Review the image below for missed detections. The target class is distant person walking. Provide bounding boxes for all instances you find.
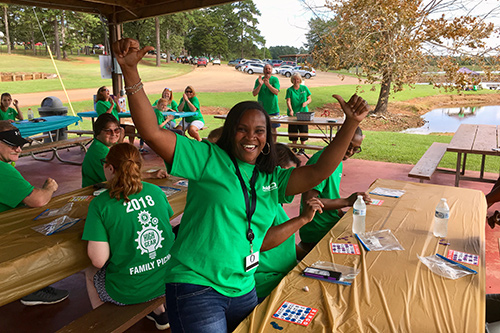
[252,63,280,139]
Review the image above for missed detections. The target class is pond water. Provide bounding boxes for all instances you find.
[403,105,500,134]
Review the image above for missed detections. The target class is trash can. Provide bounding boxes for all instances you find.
[38,96,68,142]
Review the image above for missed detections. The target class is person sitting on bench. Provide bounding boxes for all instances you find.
[82,143,175,330]
[0,120,69,306]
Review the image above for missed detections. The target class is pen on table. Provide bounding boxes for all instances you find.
[355,233,370,252]
[435,253,477,274]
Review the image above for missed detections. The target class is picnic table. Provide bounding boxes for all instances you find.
[0,176,187,307]
[447,124,500,186]
[235,178,486,332]
[13,116,82,138]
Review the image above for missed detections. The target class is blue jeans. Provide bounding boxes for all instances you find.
[165,283,257,333]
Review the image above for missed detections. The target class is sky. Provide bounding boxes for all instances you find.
[252,0,500,50]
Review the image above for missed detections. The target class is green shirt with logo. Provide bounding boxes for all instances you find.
[164,136,294,297]
[0,161,34,212]
[299,149,343,244]
[255,205,297,298]
[81,139,109,188]
[254,76,280,115]
[285,85,311,116]
[82,182,175,304]
[0,107,18,121]
[95,100,120,121]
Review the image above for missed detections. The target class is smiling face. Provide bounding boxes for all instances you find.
[1,95,12,110]
[99,87,110,100]
[343,134,363,161]
[96,121,121,147]
[264,64,273,76]
[233,109,267,165]
[162,89,172,100]
[157,101,168,111]
[0,141,21,163]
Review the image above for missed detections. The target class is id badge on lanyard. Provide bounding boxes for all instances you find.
[231,156,260,272]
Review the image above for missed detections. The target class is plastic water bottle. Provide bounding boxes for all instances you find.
[27,108,34,121]
[433,198,450,237]
[352,195,366,234]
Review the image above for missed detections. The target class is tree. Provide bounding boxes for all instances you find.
[269,46,299,59]
[2,5,11,54]
[308,0,497,114]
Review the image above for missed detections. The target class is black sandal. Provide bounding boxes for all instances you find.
[487,210,500,229]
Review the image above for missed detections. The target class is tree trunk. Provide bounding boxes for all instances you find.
[3,6,11,54]
[373,70,392,114]
[155,17,161,67]
[61,11,67,59]
[54,19,61,60]
[166,29,171,64]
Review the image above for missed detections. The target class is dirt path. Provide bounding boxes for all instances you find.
[15,64,360,106]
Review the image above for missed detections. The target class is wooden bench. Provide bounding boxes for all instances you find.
[58,297,165,333]
[274,132,332,141]
[408,142,449,182]
[21,136,92,165]
[66,129,94,136]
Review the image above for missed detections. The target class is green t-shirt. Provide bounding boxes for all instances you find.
[178,96,204,124]
[81,139,109,188]
[285,85,311,116]
[152,99,179,112]
[254,76,280,115]
[0,107,18,121]
[299,149,343,244]
[95,100,120,121]
[82,182,175,304]
[153,108,176,129]
[0,161,34,212]
[255,205,297,298]
[164,135,294,297]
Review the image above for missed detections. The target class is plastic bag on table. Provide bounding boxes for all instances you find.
[357,229,404,251]
[32,215,81,235]
[417,254,475,280]
[34,202,74,220]
[309,261,360,285]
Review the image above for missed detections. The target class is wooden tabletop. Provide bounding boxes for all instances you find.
[448,124,500,156]
[0,176,187,307]
[213,114,344,127]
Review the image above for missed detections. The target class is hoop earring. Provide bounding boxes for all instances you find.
[261,142,270,155]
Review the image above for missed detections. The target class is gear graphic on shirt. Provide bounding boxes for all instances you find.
[135,224,164,259]
[137,210,151,225]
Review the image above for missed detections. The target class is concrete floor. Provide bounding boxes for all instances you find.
[1,144,499,332]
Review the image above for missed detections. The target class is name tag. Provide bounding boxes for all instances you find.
[244,251,260,272]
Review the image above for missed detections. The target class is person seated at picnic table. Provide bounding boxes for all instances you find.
[299,127,372,253]
[82,143,175,330]
[95,86,136,144]
[285,73,312,153]
[152,87,178,112]
[176,85,204,141]
[0,120,69,306]
[113,35,369,333]
[0,92,23,122]
[486,176,500,228]
[139,98,184,153]
[254,143,318,302]
[81,113,167,188]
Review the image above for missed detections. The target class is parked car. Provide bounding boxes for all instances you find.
[280,60,297,67]
[228,59,240,66]
[197,57,208,67]
[212,58,221,65]
[270,59,283,67]
[278,65,296,76]
[161,53,167,59]
[244,62,278,74]
[294,66,316,79]
[235,61,249,70]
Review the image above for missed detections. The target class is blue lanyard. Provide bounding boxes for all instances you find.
[230,156,258,247]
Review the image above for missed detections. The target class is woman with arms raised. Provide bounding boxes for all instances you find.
[113,38,369,333]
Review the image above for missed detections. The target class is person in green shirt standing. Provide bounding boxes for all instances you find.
[299,127,371,252]
[177,86,204,141]
[95,86,136,144]
[0,121,69,306]
[0,92,23,122]
[253,64,280,140]
[112,37,369,333]
[83,143,175,330]
[285,73,312,152]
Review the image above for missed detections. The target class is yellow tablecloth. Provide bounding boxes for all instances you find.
[235,179,487,332]
[0,177,187,306]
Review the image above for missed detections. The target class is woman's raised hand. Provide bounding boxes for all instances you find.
[112,38,154,70]
[332,94,370,123]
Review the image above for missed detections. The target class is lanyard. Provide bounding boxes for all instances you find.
[230,156,258,252]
